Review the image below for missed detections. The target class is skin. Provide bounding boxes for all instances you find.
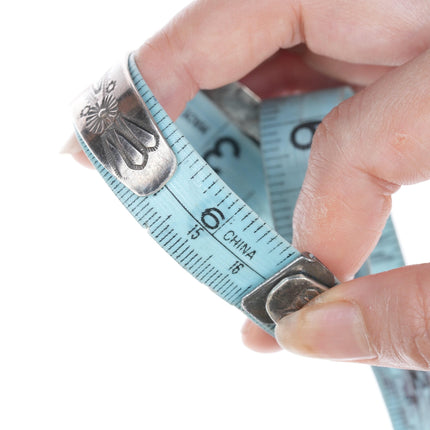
[66,0,430,369]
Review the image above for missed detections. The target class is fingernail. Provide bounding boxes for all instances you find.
[275,301,376,361]
[60,135,82,155]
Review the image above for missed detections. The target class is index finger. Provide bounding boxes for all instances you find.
[134,0,303,120]
[65,0,304,161]
[293,49,430,281]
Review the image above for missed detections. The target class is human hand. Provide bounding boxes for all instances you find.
[65,0,430,370]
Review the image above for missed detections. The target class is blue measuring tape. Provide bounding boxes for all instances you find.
[73,55,304,335]
[72,53,430,430]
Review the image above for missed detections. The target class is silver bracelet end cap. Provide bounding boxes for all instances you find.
[241,252,337,324]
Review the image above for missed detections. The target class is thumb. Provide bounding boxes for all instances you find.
[275,263,430,370]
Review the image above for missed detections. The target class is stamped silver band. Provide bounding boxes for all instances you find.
[71,59,176,196]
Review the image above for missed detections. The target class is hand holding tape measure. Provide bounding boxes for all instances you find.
[65,1,430,428]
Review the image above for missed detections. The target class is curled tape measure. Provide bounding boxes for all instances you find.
[72,53,430,430]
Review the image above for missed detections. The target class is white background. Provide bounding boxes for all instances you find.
[1,1,429,429]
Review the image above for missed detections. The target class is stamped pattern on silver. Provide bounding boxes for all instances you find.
[72,59,176,196]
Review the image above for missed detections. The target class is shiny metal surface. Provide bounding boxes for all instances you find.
[203,83,261,144]
[72,58,176,196]
[241,252,337,324]
[266,274,328,323]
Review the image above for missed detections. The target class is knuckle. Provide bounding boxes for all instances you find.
[279,2,304,48]
[312,99,355,164]
[313,105,341,148]
[154,26,200,98]
[314,93,402,199]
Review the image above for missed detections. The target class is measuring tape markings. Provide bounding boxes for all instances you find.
[77,55,300,334]
[373,367,430,430]
[175,91,272,225]
[259,91,430,430]
[128,56,302,290]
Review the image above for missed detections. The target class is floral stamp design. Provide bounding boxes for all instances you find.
[80,76,159,172]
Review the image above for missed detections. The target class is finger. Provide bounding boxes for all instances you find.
[136,0,430,120]
[301,49,394,86]
[241,319,281,353]
[293,48,430,281]
[134,0,305,121]
[61,135,93,168]
[275,264,430,370]
[240,48,342,99]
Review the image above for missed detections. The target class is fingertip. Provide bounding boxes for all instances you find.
[60,135,94,169]
[241,319,281,353]
[61,135,94,169]
[60,134,81,155]
[72,151,94,169]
